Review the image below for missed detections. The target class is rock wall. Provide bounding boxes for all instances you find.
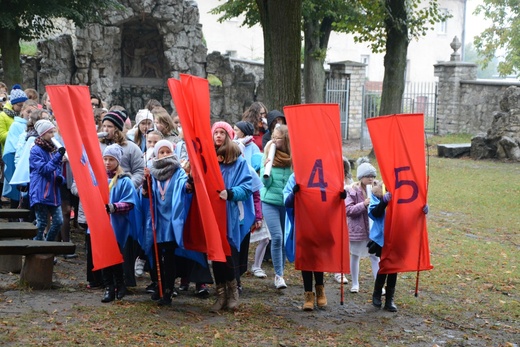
[471,86,520,161]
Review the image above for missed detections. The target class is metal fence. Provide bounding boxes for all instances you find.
[325,77,351,140]
[361,81,438,149]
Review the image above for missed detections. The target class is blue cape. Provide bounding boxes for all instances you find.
[109,176,142,248]
[368,194,385,247]
[282,173,296,262]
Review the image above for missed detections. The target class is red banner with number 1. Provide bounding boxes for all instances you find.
[284,104,349,273]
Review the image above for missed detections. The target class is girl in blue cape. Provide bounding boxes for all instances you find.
[210,121,253,312]
[100,144,140,303]
[141,139,193,306]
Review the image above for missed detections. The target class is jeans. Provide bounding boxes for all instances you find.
[262,202,286,276]
[34,203,63,241]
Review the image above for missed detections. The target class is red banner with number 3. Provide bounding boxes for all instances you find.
[284,104,349,273]
[366,113,433,274]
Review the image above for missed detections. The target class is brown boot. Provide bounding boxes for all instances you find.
[226,279,240,311]
[315,285,327,308]
[209,284,227,312]
[303,291,315,311]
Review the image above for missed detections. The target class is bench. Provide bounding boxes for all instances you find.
[0,208,31,220]
[437,143,471,158]
[0,222,38,273]
[0,240,76,289]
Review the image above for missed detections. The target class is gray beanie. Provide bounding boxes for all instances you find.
[34,119,56,136]
[356,162,377,180]
[103,144,124,164]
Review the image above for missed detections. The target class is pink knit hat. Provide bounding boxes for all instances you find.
[211,121,235,139]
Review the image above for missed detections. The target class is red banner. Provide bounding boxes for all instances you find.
[167,75,228,261]
[46,85,123,270]
[366,113,433,274]
[283,104,349,273]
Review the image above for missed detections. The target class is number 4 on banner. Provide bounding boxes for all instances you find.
[307,159,328,202]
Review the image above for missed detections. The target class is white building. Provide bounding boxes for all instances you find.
[196,0,468,82]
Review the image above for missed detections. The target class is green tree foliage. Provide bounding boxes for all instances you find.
[464,43,499,79]
[212,0,302,111]
[473,0,520,77]
[0,0,117,87]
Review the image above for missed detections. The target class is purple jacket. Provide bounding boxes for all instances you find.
[346,183,370,241]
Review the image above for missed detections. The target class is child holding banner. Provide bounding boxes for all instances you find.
[260,124,293,289]
[141,140,193,306]
[284,173,327,311]
[368,181,429,312]
[345,161,381,293]
[100,144,139,303]
[210,121,253,312]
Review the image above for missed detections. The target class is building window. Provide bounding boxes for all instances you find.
[361,55,370,78]
[437,8,448,35]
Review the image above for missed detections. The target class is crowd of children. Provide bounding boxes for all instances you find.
[0,81,428,313]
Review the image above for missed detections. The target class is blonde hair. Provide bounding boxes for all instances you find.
[271,124,290,154]
[152,107,176,136]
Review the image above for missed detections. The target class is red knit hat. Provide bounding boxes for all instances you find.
[211,121,235,139]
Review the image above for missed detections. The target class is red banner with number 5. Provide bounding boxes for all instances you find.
[366,113,433,274]
[284,104,349,273]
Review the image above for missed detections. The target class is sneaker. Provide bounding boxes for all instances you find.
[179,284,189,292]
[134,257,146,278]
[252,268,267,278]
[146,282,157,294]
[274,275,287,289]
[334,273,348,284]
[63,253,78,259]
[350,285,359,293]
[195,284,210,298]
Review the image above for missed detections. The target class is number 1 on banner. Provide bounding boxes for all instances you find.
[307,159,328,202]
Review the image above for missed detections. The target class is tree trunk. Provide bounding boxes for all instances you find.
[303,16,332,104]
[257,0,302,111]
[379,0,409,116]
[0,29,22,89]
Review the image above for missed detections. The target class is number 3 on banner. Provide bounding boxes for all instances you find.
[394,166,418,204]
[307,159,328,202]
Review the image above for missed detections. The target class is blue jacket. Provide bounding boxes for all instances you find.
[29,143,65,207]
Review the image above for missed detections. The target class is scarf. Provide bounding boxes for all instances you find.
[266,142,292,168]
[3,107,17,119]
[34,136,57,153]
[150,155,180,181]
[26,129,38,141]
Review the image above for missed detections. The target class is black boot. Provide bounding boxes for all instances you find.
[384,286,398,312]
[157,288,173,306]
[372,274,386,308]
[102,286,115,303]
[115,267,127,300]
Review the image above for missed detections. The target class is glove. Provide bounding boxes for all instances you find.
[423,204,429,214]
[55,175,64,186]
[383,192,392,203]
[339,190,347,199]
[105,203,117,214]
[58,147,66,156]
[292,184,300,194]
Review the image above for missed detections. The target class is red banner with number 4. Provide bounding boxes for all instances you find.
[284,104,349,273]
[366,113,433,274]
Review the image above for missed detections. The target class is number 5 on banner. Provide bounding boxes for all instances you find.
[307,159,328,202]
[394,166,418,204]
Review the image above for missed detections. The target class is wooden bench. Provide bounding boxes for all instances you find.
[0,208,31,219]
[0,222,38,273]
[0,240,76,289]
